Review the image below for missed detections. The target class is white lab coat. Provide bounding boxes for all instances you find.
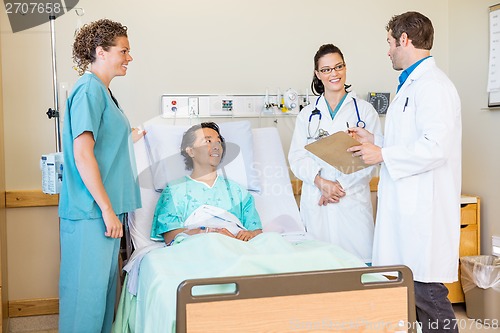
[289,91,382,262]
[374,57,461,283]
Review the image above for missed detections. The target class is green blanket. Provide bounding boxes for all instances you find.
[113,232,373,333]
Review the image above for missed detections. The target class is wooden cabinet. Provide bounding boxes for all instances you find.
[445,195,481,303]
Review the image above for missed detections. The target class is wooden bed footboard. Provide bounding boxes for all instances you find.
[177,265,417,333]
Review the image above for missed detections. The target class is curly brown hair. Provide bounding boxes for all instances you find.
[72,19,128,75]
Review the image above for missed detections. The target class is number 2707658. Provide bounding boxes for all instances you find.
[5,2,62,15]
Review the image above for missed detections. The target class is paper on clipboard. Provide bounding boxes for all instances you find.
[304,131,369,174]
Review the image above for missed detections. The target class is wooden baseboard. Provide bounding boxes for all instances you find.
[5,190,58,208]
[8,298,58,318]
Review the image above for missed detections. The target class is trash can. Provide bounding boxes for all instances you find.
[460,255,500,321]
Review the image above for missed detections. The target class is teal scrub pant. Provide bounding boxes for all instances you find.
[59,216,122,333]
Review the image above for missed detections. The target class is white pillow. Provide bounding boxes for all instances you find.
[142,118,260,192]
[129,138,161,249]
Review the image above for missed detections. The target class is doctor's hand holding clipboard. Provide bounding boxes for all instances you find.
[346,127,383,165]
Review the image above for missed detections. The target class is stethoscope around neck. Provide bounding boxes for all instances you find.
[307,94,365,140]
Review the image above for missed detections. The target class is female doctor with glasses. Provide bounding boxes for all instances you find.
[288,44,382,264]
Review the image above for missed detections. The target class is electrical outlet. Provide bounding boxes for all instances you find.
[244,98,254,113]
[188,97,199,115]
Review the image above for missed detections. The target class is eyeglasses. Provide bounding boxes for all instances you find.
[318,63,346,74]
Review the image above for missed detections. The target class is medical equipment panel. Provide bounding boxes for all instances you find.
[161,92,307,118]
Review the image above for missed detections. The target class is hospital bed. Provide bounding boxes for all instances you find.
[113,117,417,333]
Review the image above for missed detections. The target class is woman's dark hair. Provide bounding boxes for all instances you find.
[72,19,128,75]
[180,122,226,170]
[311,44,351,95]
[386,11,434,50]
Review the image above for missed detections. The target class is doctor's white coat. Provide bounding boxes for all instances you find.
[289,92,382,262]
[374,57,462,283]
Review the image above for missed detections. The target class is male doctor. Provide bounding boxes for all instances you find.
[348,11,461,333]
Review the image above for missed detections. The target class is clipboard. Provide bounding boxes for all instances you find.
[304,131,369,174]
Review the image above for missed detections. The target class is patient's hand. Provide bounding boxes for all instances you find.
[208,227,235,238]
[236,229,262,241]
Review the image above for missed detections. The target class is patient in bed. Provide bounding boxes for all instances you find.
[150,122,263,245]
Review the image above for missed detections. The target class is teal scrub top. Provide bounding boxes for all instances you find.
[150,176,262,240]
[59,72,141,219]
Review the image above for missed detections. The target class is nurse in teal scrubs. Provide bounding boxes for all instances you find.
[58,19,143,333]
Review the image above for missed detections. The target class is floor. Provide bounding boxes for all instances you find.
[8,314,57,333]
[453,303,500,332]
[7,303,499,332]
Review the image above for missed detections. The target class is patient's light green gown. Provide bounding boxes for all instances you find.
[150,176,262,241]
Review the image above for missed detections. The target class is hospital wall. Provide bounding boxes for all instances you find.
[0,0,497,309]
[450,1,500,259]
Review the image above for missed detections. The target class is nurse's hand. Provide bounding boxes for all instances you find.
[347,143,383,165]
[347,127,374,144]
[131,127,146,143]
[103,210,123,238]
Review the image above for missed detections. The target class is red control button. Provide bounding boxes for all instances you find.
[172,100,177,105]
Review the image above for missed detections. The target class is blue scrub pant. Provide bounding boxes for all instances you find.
[59,216,122,333]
